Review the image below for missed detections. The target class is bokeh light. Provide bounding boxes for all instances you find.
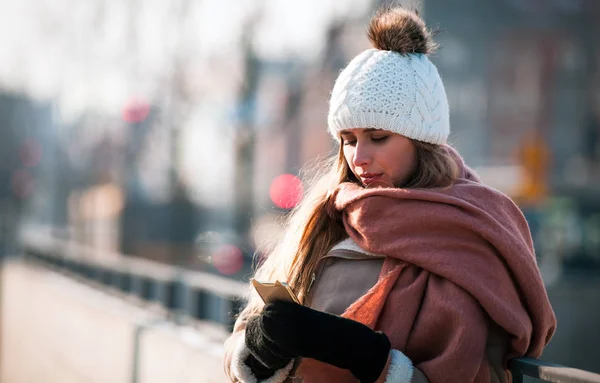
[122,99,151,124]
[211,244,243,275]
[269,173,303,209]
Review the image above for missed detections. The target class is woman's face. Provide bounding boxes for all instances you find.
[340,128,417,188]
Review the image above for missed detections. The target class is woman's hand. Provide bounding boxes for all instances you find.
[260,300,391,383]
[244,314,295,378]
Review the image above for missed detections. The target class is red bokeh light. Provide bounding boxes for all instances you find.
[122,99,151,124]
[269,174,303,209]
[19,138,43,167]
[212,244,244,275]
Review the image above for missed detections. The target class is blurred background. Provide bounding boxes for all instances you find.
[0,0,599,381]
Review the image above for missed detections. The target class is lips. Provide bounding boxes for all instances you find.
[360,173,384,186]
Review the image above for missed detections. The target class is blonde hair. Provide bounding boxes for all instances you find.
[233,140,459,330]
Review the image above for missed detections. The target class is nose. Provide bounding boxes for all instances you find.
[352,141,372,168]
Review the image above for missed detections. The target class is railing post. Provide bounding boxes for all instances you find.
[130,318,166,383]
[510,357,600,383]
[510,360,524,383]
[511,372,524,383]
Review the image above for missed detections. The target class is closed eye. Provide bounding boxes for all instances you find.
[371,136,389,143]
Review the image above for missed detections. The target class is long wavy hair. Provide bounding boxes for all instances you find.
[233,140,459,330]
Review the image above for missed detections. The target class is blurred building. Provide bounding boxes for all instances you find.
[426,0,600,270]
[0,0,597,275]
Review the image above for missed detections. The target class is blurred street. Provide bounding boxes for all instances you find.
[0,260,228,383]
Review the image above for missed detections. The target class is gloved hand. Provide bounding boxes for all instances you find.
[244,314,295,379]
[261,300,391,383]
[243,353,284,380]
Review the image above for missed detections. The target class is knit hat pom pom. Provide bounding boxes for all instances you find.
[367,6,438,55]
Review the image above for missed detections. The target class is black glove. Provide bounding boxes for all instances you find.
[261,300,391,383]
[244,314,295,378]
[243,353,282,380]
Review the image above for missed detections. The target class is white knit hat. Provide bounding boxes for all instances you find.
[327,8,450,145]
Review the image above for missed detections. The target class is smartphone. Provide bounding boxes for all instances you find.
[251,279,300,304]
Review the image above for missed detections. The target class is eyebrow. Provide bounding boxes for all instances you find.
[339,128,381,135]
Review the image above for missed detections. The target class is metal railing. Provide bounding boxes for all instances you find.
[18,226,600,382]
[510,358,600,383]
[19,226,247,330]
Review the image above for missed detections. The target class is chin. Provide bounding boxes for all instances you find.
[364,180,393,189]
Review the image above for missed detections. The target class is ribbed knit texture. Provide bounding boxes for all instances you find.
[328,49,449,144]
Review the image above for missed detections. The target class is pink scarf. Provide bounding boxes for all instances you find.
[306,146,556,382]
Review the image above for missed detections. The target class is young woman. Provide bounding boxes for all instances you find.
[224,6,556,383]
